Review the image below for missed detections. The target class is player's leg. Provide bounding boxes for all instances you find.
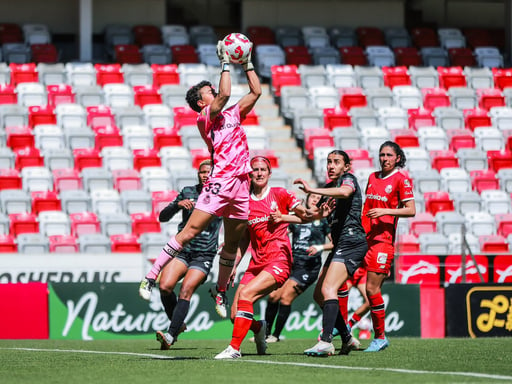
[349,281,371,329]
[264,286,283,338]
[139,209,214,300]
[364,271,389,352]
[271,280,301,341]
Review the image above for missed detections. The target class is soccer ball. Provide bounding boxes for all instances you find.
[221,33,252,64]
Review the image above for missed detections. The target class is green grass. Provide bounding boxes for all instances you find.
[0,338,510,384]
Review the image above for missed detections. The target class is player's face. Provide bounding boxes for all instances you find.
[250,160,271,189]
[199,86,217,106]
[307,193,321,208]
[197,164,211,184]
[326,153,349,180]
[379,145,400,175]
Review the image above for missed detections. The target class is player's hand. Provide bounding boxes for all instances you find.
[269,208,283,223]
[216,40,230,65]
[178,199,195,210]
[242,42,254,72]
[228,267,237,288]
[293,178,311,193]
[307,245,324,256]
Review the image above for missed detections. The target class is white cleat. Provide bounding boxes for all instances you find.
[156,331,174,350]
[304,340,335,357]
[209,285,228,319]
[254,320,267,355]
[214,345,241,360]
[265,335,279,343]
[139,277,155,301]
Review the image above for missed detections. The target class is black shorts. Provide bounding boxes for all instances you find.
[176,250,216,275]
[324,236,368,276]
[289,256,322,291]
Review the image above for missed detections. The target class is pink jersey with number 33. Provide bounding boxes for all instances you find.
[197,103,252,178]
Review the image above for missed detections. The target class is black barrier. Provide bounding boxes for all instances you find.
[445,284,512,337]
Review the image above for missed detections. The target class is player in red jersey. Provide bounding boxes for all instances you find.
[362,141,416,352]
[214,156,313,359]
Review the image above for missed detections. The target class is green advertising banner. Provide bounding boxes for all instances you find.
[49,282,420,340]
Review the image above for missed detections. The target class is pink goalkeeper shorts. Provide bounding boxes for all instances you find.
[194,173,250,220]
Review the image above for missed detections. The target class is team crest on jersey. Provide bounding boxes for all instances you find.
[385,185,393,194]
[404,179,411,187]
[270,201,278,211]
[203,195,210,204]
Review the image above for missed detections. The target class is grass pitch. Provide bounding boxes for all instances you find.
[0,338,510,384]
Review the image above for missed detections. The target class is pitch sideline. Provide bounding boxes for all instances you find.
[3,347,512,382]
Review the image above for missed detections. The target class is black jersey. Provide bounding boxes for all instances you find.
[324,172,366,245]
[159,184,222,254]
[289,219,330,260]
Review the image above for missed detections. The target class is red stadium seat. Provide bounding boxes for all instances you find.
[94,63,124,86]
[487,150,512,172]
[0,23,23,44]
[476,88,505,110]
[0,234,17,252]
[463,108,491,131]
[69,211,101,237]
[131,212,161,235]
[437,66,466,89]
[463,28,496,49]
[470,169,500,193]
[9,63,38,86]
[151,64,180,87]
[408,107,435,130]
[409,212,437,237]
[114,44,143,64]
[31,190,61,214]
[396,234,420,253]
[479,234,509,253]
[190,148,210,168]
[492,68,512,90]
[421,87,450,110]
[284,46,312,66]
[53,168,83,192]
[270,65,301,97]
[9,212,39,236]
[133,25,162,46]
[495,213,512,238]
[393,47,422,67]
[112,169,142,192]
[390,129,419,148]
[303,128,334,161]
[424,191,454,215]
[242,109,260,125]
[339,46,367,66]
[133,148,161,170]
[133,85,162,107]
[382,66,411,88]
[345,148,373,169]
[448,47,476,67]
[356,26,385,47]
[171,45,199,64]
[447,129,475,152]
[0,84,17,104]
[28,105,56,127]
[246,26,276,46]
[47,84,75,107]
[14,146,44,169]
[323,107,352,130]
[6,126,35,150]
[73,148,102,171]
[152,190,179,215]
[93,125,123,150]
[48,234,79,253]
[503,129,512,151]
[173,106,198,130]
[31,43,59,63]
[0,169,22,190]
[111,233,142,252]
[152,127,182,149]
[339,87,367,110]
[410,27,439,48]
[86,105,116,129]
[430,149,459,171]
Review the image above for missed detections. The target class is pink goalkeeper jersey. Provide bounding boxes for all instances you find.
[197,103,252,178]
[247,187,301,266]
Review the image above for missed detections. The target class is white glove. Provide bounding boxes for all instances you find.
[242,42,254,72]
[216,41,230,66]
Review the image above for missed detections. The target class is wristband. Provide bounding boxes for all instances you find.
[221,63,230,73]
[311,244,324,253]
[243,62,254,72]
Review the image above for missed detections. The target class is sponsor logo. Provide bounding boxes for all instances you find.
[399,261,439,284]
[366,193,388,202]
[248,215,270,225]
[466,286,512,338]
[377,252,388,265]
[272,266,283,275]
[302,274,309,281]
[496,265,512,283]
[446,260,487,284]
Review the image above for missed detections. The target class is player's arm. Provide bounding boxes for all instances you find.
[209,42,232,120]
[293,178,354,199]
[158,192,185,222]
[307,233,333,256]
[237,44,262,118]
[366,198,416,219]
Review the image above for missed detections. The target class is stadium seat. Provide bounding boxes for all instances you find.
[465,211,496,236]
[298,64,327,88]
[492,68,512,90]
[360,126,390,152]
[433,107,464,130]
[101,146,133,170]
[402,147,431,172]
[139,232,169,255]
[435,211,465,237]
[6,125,35,150]
[437,66,466,89]
[448,47,476,67]
[38,210,70,236]
[254,45,286,79]
[93,125,123,150]
[151,64,180,87]
[152,190,178,215]
[171,45,199,64]
[16,82,47,107]
[131,212,160,235]
[28,105,56,128]
[246,26,276,46]
[9,212,39,236]
[122,124,152,150]
[20,165,51,191]
[48,234,79,253]
[0,169,22,191]
[449,87,477,110]
[94,63,124,86]
[382,66,411,89]
[477,88,505,110]
[354,65,384,88]
[112,168,142,192]
[331,127,360,150]
[292,107,324,140]
[141,44,171,65]
[365,46,395,67]
[275,26,303,47]
[396,233,420,253]
[31,190,61,214]
[474,127,504,151]
[430,149,459,171]
[421,87,450,110]
[497,168,512,193]
[110,233,141,252]
[486,149,512,172]
[481,189,511,215]
[356,26,385,48]
[0,234,17,252]
[384,27,411,48]
[393,85,423,110]
[0,147,15,169]
[348,106,378,130]
[140,166,173,192]
[122,63,153,86]
[44,147,75,171]
[161,25,189,47]
[463,67,494,89]
[424,190,455,215]
[90,189,122,214]
[133,24,162,46]
[99,212,131,235]
[463,107,491,131]
[440,167,471,193]
[152,127,181,150]
[69,212,101,237]
[133,85,161,107]
[479,234,509,253]
[411,27,439,48]
[120,189,152,214]
[59,189,91,213]
[339,87,367,110]
[390,129,419,148]
[456,147,488,171]
[285,46,312,66]
[419,232,450,254]
[411,168,442,194]
[489,106,512,130]
[302,25,330,49]
[15,147,45,170]
[0,189,30,214]
[339,46,367,66]
[34,124,65,151]
[495,213,512,238]
[452,191,482,215]
[46,84,75,107]
[365,87,394,109]
[16,233,49,253]
[65,62,96,87]
[103,83,134,108]
[421,47,449,67]
[325,64,357,88]
[310,45,340,65]
[470,169,500,193]
[270,65,301,97]
[303,128,334,161]
[474,46,504,68]
[417,126,448,151]
[132,148,161,171]
[79,233,111,253]
[377,106,408,130]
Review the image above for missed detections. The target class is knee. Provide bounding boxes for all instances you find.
[178,284,195,300]
[159,284,174,296]
[366,284,380,297]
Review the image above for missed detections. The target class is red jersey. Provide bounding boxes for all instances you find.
[247,187,301,266]
[362,169,414,245]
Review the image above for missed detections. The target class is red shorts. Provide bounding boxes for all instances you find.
[348,267,367,286]
[194,174,250,220]
[240,258,291,287]
[363,241,395,275]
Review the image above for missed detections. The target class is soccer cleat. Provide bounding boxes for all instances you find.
[214,345,241,360]
[209,285,228,319]
[364,337,389,352]
[139,277,156,301]
[254,320,267,355]
[156,331,174,350]
[304,341,335,357]
[266,335,279,343]
[339,335,361,355]
[317,327,340,341]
